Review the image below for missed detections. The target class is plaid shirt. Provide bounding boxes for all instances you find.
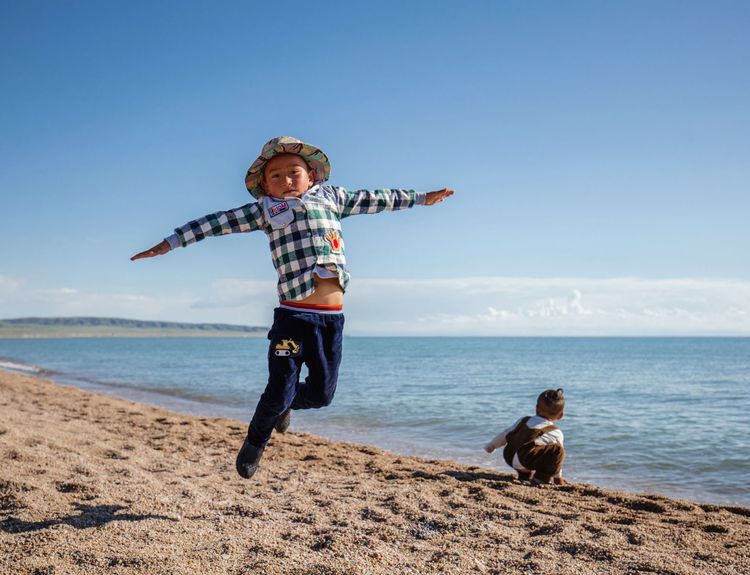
[169,185,424,301]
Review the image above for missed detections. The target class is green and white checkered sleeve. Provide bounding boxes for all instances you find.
[173,202,264,247]
[332,186,425,218]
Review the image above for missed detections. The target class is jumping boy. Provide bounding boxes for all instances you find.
[131,136,454,479]
[484,389,566,486]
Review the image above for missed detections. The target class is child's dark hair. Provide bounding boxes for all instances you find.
[536,388,565,418]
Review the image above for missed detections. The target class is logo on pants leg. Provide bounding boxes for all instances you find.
[274,339,301,357]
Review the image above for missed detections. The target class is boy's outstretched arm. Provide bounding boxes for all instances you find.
[130,202,264,262]
[131,240,171,261]
[423,188,454,205]
[335,187,455,218]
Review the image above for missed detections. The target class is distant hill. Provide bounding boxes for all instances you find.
[0,317,267,338]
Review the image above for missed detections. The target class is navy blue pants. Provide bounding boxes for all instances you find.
[247,307,345,446]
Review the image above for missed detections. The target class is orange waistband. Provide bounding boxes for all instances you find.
[280,300,344,311]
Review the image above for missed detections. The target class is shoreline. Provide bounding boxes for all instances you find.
[2,370,749,574]
[1,361,747,509]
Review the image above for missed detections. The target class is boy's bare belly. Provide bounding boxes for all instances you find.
[297,276,344,306]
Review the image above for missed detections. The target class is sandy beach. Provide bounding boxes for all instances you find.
[1,370,748,575]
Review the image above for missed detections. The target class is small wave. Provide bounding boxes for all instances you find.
[143,385,236,405]
[56,375,236,407]
[0,358,53,376]
[0,355,233,409]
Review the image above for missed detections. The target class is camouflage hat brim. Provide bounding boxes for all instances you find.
[245,136,331,198]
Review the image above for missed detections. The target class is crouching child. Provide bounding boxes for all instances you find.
[484,389,566,486]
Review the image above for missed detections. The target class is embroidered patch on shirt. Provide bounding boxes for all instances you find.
[269,201,289,217]
[274,338,301,357]
[268,202,289,217]
[325,230,343,253]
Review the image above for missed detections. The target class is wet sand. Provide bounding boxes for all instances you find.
[1,370,748,575]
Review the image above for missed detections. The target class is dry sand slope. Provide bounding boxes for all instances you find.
[1,371,748,575]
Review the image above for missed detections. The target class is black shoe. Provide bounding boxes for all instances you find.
[235,437,265,479]
[274,408,291,433]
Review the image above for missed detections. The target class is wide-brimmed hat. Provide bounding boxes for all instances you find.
[245,136,331,198]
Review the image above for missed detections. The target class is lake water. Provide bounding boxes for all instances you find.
[1,336,748,507]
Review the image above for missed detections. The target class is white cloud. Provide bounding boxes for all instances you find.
[342,276,750,335]
[0,275,748,336]
[0,278,275,326]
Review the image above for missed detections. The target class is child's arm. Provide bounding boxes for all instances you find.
[130,203,264,261]
[483,417,522,453]
[483,432,507,453]
[333,187,454,218]
[131,239,171,261]
[423,188,454,205]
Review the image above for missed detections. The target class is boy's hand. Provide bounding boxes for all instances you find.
[131,240,171,261]
[484,443,495,453]
[424,188,454,206]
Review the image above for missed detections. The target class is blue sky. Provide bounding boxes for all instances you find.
[1,0,748,335]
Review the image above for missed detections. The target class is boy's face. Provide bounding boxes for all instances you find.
[261,154,316,199]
